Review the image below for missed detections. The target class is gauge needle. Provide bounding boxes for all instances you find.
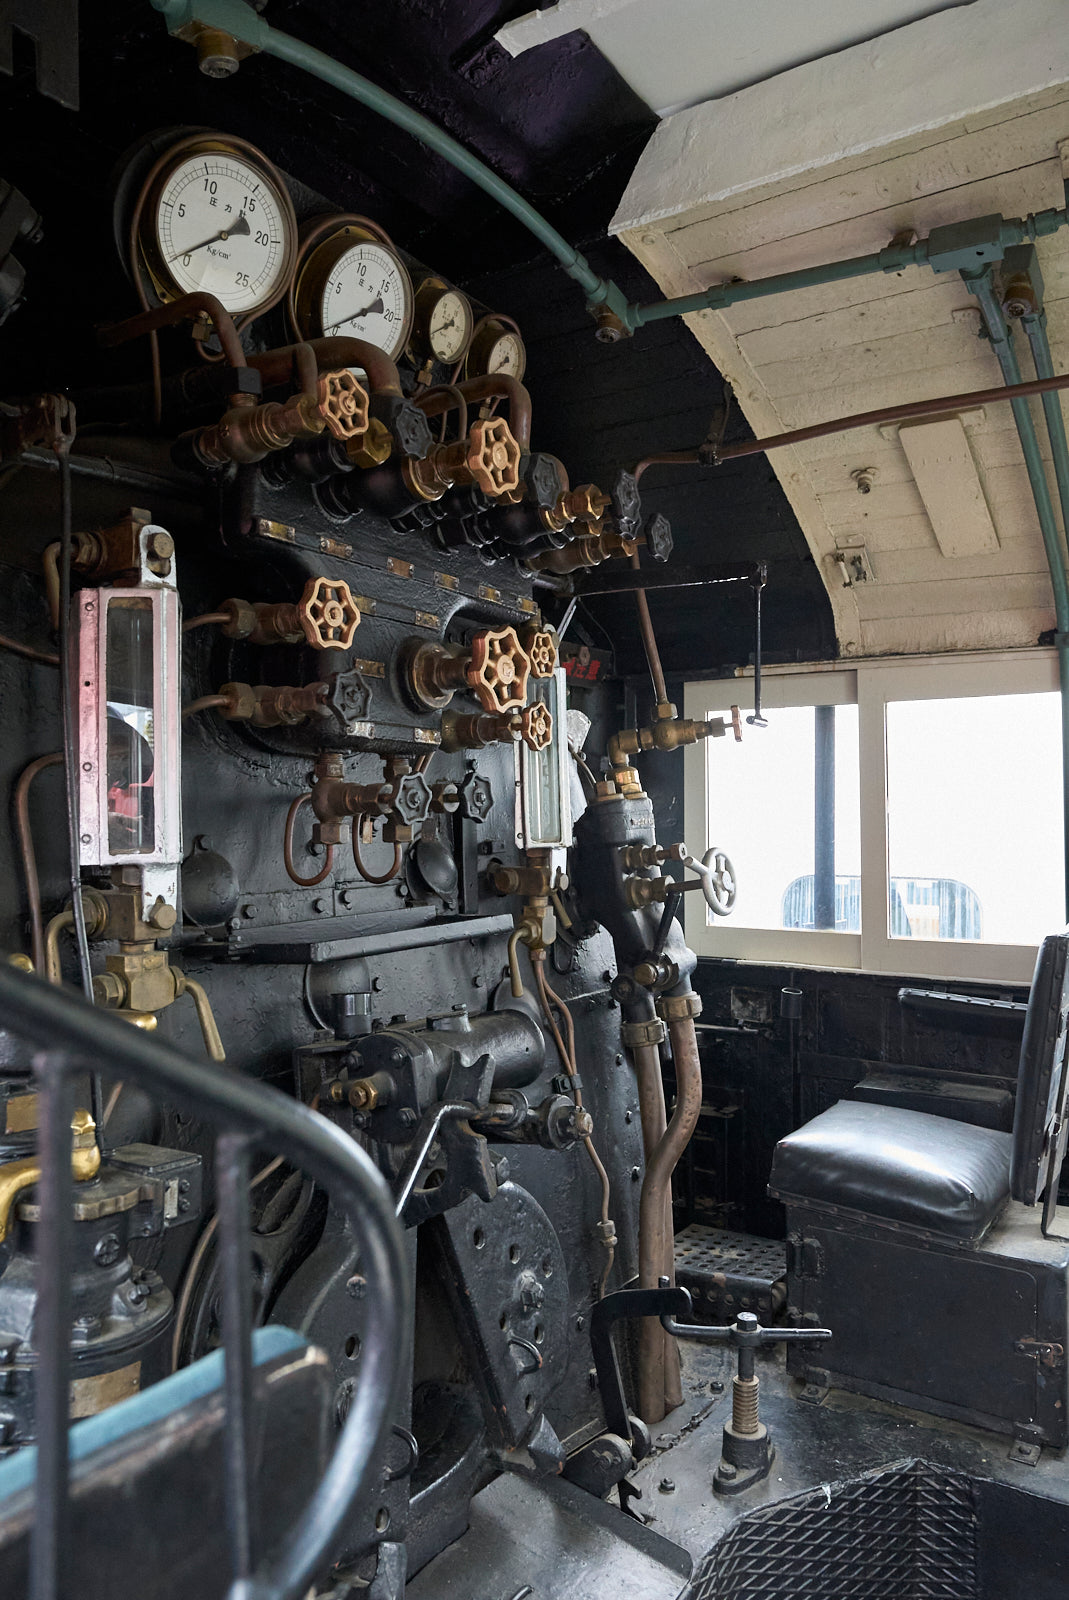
[168,210,251,263]
[325,294,384,334]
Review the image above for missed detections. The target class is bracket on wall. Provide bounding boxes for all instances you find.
[0,0,79,108]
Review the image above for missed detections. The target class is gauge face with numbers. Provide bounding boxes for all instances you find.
[144,139,297,316]
[318,239,413,360]
[465,317,527,382]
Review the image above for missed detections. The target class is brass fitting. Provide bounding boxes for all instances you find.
[656,991,703,1022]
[93,949,225,1062]
[608,706,742,768]
[440,702,550,753]
[525,517,636,575]
[406,625,531,714]
[403,417,522,501]
[220,576,361,651]
[621,841,687,871]
[519,625,558,679]
[307,753,429,843]
[346,415,393,469]
[0,1107,101,1244]
[218,681,327,728]
[192,371,370,466]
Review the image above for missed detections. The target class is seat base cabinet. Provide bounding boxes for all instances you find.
[783,1200,1069,1448]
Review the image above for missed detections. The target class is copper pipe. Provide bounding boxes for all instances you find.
[283,793,334,887]
[182,695,230,720]
[533,954,616,1297]
[416,375,532,452]
[634,453,698,485]
[43,541,60,632]
[182,611,230,634]
[412,384,468,442]
[0,632,58,667]
[15,752,63,974]
[636,1015,703,1422]
[633,1038,672,1420]
[631,548,670,707]
[351,818,403,885]
[248,337,403,399]
[100,291,247,374]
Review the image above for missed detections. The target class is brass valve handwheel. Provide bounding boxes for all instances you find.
[316,369,369,442]
[521,627,557,679]
[298,576,361,651]
[466,418,522,498]
[466,625,531,713]
[520,702,553,752]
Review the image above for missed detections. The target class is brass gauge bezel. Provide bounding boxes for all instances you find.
[136,132,298,318]
[464,314,527,382]
[410,276,474,366]
[290,215,415,361]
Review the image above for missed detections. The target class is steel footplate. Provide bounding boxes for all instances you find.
[673,1224,786,1323]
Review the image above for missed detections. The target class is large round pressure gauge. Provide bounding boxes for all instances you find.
[139,135,297,316]
[293,219,414,362]
[465,316,526,382]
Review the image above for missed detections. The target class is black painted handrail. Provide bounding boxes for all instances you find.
[0,963,409,1600]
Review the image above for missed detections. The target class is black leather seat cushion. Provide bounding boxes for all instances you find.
[769,1100,1011,1243]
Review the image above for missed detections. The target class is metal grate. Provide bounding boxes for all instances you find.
[674,1225,786,1322]
[0,963,409,1600]
[685,1460,978,1600]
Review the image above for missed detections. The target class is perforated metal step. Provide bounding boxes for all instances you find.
[673,1225,786,1323]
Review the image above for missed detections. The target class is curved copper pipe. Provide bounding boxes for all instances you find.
[182,695,230,720]
[411,383,468,441]
[415,375,532,452]
[636,1015,703,1422]
[283,794,334,887]
[182,611,230,634]
[248,338,403,399]
[100,291,246,372]
[15,752,63,974]
[633,1038,673,1422]
[351,817,402,885]
[0,632,58,668]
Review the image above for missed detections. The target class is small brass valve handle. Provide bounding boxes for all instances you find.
[520,626,558,679]
[520,702,553,752]
[450,417,521,497]
[172,968,226,1062]
[315,369,369,442]
[466,625,531,713]
[298,576,361,651]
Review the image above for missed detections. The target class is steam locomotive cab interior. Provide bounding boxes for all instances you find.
[1,4,1069,1597]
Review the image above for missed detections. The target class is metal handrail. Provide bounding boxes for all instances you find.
[0,963,409,1600]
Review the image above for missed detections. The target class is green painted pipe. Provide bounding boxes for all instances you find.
[1021,309,1069,553]
[148,0,1069,339]
[965,270,1069,919]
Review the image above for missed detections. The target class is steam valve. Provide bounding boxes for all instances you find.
[215,576,361,651]
[520,626,558,679]
[406,625,531,714]
[441,703,552,753]
[404,417,522,501]
[190,369,370,466]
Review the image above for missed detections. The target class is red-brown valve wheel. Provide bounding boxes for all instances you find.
[317,369,370,443]
[520,702,553,752]
[466,418,522,498]
[298,576,362,651]
[466,625,531,713]
[520,626,557,679]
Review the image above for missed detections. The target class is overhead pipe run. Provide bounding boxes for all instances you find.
[147,1,1069,342]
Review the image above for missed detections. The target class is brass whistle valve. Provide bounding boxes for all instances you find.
[608,703,743,770]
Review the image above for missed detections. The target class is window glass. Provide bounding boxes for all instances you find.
[705,704,860,931]
[885,692,1063,945]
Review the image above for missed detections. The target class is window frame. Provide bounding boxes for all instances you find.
[683,648,1060,983]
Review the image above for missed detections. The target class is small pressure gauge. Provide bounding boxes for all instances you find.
[137,134,298,316]
[411,277,473,364]
[465,316,527,382]
[293,217,414,362]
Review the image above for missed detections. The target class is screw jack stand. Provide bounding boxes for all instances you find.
[656,1282,831,1497]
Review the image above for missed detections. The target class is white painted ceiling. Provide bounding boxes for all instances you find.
[609,0,1069,659]
[497,0,979,117]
